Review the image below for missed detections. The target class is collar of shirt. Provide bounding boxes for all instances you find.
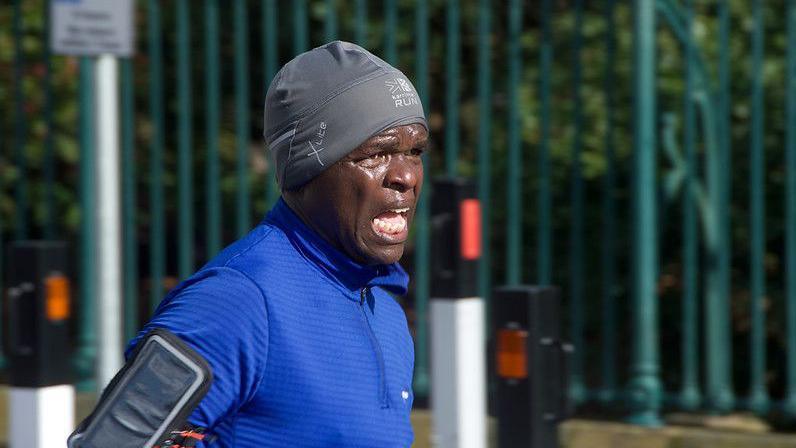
[265,198,409,297]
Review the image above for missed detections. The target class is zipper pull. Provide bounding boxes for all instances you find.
[360,287,367,305]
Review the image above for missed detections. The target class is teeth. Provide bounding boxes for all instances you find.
[373,216,407,235]
[391,207,409,214]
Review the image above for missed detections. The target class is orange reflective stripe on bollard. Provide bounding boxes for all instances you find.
[45,275,70,321]
[496,328,528,379]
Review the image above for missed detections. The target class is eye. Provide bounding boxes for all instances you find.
[363,153,390,163]
[410,147,425,157]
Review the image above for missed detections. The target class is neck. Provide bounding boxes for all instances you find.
[281,193,363,264]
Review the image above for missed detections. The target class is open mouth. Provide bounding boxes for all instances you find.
[371,207,410,240]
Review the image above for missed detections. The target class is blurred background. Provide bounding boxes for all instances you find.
[2,0,796,447]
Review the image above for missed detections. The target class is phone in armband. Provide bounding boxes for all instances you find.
[68,328,213,448]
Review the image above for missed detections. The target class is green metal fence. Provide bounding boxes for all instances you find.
[4,0,796,426]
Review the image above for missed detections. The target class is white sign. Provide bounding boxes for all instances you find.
[51,0,134,57]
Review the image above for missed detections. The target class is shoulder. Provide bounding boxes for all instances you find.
[130,266,269,358]
[203,220,304,282]
[203,220,284,270]
[127,266,271,412]
[163,266,266,311]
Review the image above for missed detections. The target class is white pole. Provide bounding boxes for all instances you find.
[95,54,124,392]
[430,298,487,448]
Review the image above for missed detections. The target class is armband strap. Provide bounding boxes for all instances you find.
[155,424,216,447]
[67,328,213,448]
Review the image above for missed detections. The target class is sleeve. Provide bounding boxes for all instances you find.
[125,266,269,432]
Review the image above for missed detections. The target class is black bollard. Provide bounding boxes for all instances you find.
[6,241,74,447]
[493,286,573,448]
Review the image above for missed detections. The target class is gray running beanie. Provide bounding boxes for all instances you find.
[263,41,428,190]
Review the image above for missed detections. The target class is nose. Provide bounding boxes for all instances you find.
[383,155,419,193]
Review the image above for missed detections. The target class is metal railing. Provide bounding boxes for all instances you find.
[3,0,796,426]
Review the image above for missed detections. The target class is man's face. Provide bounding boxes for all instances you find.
[286,123,427,265]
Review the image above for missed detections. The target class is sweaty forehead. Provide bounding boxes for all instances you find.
[348,124,428,156]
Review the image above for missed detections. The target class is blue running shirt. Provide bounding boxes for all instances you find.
[127,199,415,447]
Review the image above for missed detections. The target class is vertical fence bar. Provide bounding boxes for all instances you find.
[705,0,735,413]
[384,0,397,64]
[627,0,662,426]
[0,220,2,366]
[177,0,194,279]
[235,0,251,237]
[75,58,97,387]
[13,0,28,240]
[413,0,430,399]
[598,0,618,405]
[148,0,165,313]
[121,59,138,341]
[294,0,308,55]
[569,0,586,405]
[476,0,492,308]
[785,0,796,419]
[445,0,460,175]
[43,0,55,239]
[413,0,430,392]
[679,0,701,411]
[748,0,770,414]
[0,115,3,367]
[0,189,1,369]
[0,102,3,363]
[355,0,367,46]
[718,2,733,359]
[325,0,337,42]
[205,0,221,257]
[263,0,280,207]
[537,0,553,286]
[505,0,522,285]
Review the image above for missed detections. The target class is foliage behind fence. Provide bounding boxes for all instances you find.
[3,0,796,426]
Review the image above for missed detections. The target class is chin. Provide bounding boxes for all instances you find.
[361,245,405,266]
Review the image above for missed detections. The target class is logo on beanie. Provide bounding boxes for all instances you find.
[386,78,412,94]
[306,121,327,166]
[385,78,418,108]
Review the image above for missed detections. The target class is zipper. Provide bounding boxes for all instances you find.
[359,287,390,408]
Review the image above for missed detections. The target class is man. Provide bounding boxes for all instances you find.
[128,41,428,447]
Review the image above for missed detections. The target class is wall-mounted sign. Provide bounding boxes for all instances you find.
[51,0,134,57]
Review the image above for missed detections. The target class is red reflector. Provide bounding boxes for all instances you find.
[460,199,481,260]
[496,329,528,379]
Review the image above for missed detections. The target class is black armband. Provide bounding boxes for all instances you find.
[68,329,213,448]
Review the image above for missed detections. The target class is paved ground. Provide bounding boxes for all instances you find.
[2,387,795,447]
[0,387,442,447]
[561,419,796,448]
